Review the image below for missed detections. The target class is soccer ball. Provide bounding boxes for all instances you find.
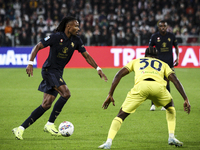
[58,121,74,137]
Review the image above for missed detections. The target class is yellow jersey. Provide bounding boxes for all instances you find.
[124,57,174,86]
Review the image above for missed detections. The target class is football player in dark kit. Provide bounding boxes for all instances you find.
[12,16,108,140]
[149,20,179,111]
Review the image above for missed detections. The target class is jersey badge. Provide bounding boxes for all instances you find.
[162,42,167,47]
[62,47,68,53]
[44,36,50,41]
[59,39,63,45]
[168,38,171,42]
[157,37,160,42]
[60,78,63,82]
[71,42,74,47]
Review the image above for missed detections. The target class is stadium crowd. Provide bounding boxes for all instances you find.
[0,0,200,47]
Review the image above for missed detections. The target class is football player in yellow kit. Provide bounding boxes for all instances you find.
[98,46,190,149]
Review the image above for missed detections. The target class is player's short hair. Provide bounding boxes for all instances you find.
[157,20,167,26]
[55,16,77,32]
[145,46,158,58]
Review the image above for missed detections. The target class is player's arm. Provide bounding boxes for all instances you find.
[81,51,108,82]
[174,45,179,66]
[168,73,191,114]
[26,42,44,77]
[102,67,129,109]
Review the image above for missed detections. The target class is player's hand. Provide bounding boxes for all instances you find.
[102,95,115,109]
[174,59,179,66]
[183,99,191,114]
[98,70,108,82]
[26,65,33,77]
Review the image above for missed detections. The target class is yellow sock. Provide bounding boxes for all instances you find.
[166,107,176,135]
[107,117,123,140]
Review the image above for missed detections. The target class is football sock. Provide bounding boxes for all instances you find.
[46,121,54,125]
[48,96,68,123]
[166,106,176,134]
[19,126,25,131]
[107,117,123,140]
[169,133,175,138]
[21,105,46,129]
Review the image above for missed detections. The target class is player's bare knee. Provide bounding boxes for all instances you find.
[42,95,55,110]
[41,103,51,110]
[62,93,71,99]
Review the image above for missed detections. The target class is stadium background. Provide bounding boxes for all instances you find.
[0,0,200,68]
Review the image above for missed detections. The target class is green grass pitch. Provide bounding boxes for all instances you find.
[0,68,199,150]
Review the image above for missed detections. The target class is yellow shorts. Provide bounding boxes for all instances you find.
[121,81,172,113]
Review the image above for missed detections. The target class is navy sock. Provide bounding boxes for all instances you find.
[48,96,68,123]
[21,105,46,129]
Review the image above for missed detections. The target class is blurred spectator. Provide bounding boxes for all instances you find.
[99,28,109,46]
[189,27,198,36]
[14,29,21,46]
[29,0,38,14]
[0,30,4,46]
[125,28,134,45]
[0,2,5,21]
[84,29,93,46]
[180,16,189,27]
[139,22,149,32]
[140,29,150,45]
[19,31,31,46]
[108,29,116,46]
[0,18,5,32]
[173,24,180,34]
[36,28,44,43]
[4,35,12,46]
[0,0,200,46]
[162,4,171,16]
[83,3,92,16]
[78,29,87,45]
[36,15,45,31]
[175,30,183,44]
[4,18,12,39]
[13,0,21,17]
[36,3,45,17]
[99,18,108,29]
[117,28,125,39]
[99,11,106,22]
[155,10,164,21]
[43,22,53,37]
[93,25,101,46]
[181,25,188,35]
[116,34,127,46]
[85,13,93,26]
[12,15,22,28]
[186,4,194,16]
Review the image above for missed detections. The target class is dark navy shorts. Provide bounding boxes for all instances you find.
[38,69,66,97]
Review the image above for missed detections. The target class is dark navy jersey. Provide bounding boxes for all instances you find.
[149,32,178,68]
[40,32,86,74]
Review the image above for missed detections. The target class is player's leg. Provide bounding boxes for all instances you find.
[12,93,56,140]
[99,83,146,149]
[165,100,183,147]
[47,85,70,123]
[44,85,70,136]
[98,109,130,149]
[150,101,156,111]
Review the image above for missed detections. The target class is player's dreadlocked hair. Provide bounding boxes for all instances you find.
[55,16,76,32]
[145,46,158,58]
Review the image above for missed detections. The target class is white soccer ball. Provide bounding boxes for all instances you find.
[58,121,74,137]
